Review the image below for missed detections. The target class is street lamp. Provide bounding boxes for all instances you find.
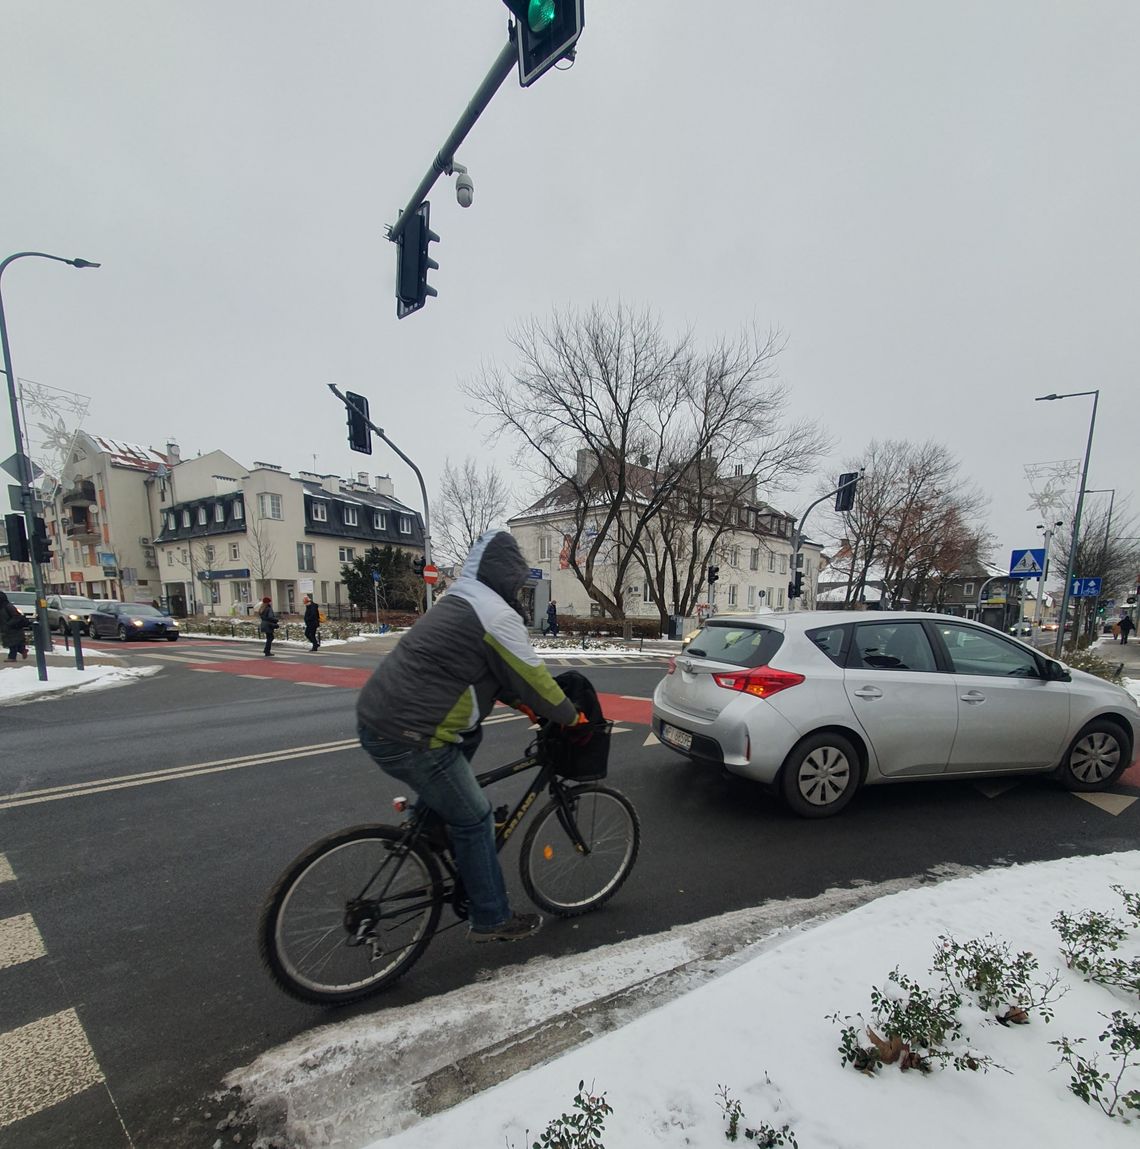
[1036,519,1063,623]
[1035,390,1099,658]
[1,251,101,681]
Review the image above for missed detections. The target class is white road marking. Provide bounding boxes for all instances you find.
[0,855,13,884]
[1074,792,1139,815]
[644,733,660,746]
[0,1008,105,1129]
[0,913,46,970]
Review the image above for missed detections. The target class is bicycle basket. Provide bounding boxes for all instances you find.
[538,718,613,781]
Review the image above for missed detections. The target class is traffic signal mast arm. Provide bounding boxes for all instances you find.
[788,470,864,608]
[327,384,436,608]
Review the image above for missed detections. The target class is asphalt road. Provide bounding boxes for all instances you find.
[1,636,1137,1148]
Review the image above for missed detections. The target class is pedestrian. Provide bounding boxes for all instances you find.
[0,591,32,661]
[1121,615,1135,645]
[256,596,278,656]
[546,599,559,638]
[303,595,321,652]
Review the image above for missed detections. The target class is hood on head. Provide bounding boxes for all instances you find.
[460,530,530,603]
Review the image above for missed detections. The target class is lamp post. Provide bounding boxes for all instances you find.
[1036,519,1063,623]
[1035,390,1099,658]
[0,251,101,680]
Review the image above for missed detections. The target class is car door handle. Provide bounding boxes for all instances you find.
[960,690,986,704]
[852,686,883,700]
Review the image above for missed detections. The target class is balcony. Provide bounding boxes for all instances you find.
[61,480,97,507]
[64,521,101,543]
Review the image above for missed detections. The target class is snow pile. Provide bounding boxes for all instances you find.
[0,664,160,703]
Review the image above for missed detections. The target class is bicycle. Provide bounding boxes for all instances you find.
[259,719,640,1006]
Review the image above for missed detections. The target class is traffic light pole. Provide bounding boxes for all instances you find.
[387,35,517,246]
[789,472,864,611]
[328,385,434,610]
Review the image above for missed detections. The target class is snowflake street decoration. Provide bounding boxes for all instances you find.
[1024,459,1079,518]
[17,377,91,498]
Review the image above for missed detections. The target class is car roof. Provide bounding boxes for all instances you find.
[766,610,992,630]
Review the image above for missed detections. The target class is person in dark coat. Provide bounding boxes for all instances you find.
[303,595,320,652]
[545,599,559,637]
[0,591,31,661]
[1121,615,1135,644]
[256,596,278,656]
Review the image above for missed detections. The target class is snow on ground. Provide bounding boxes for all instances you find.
[0,663,159,703]
[369,852,1140,1149]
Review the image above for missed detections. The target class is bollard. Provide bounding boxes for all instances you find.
[71,619,85,671]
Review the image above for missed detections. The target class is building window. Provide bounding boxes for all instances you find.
[398,515,412,535]
[747,585,756,607]
[768,552,776,572]
[343,506,358,527]
[207,581,220,605]
[166,550,173,566]
[214,504,225,524]
[229,543,240,560]
[373,511,386,531]
[727,583,738,606]
[729,546,740,567]
[539,535,552,561]
[311,500,328,522]
[297,542,316,572]
[777,587,785,608]
[338,546,355,563]
[204,544,215,563]
[963,582,975,596]
[166,513,176,531]
[180,548,189,565]
[233,500,244,520]
[779,555,787,575]
[197,506,207,526]
[641,583,653,604]
[749,548,760,570]
[181,510,190,528]
[258,493,283,520]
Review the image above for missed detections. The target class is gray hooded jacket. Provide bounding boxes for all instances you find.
[356,531,577,749]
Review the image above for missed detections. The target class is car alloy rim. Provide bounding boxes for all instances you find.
[799,746,852,806]
[1070,732,1121,784]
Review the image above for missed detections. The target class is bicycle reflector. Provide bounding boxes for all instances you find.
[392,796,409,812]
[712,666,805,699]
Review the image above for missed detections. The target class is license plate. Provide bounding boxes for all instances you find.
[660,723,693,751]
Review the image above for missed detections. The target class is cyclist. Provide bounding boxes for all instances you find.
[357,530,580,942]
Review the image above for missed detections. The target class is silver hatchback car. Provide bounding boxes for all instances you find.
[652,610,1140,818]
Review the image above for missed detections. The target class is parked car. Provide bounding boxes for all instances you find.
[652,610,1140,819]
[5,590,37,622]
[1008,620,1034,637]
[45,594,97,635]
[1041,621,1058,632]
[89,601,180,641]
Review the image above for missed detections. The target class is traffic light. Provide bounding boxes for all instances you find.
[31,516,53,565]
[396,200,439,319]
[789,572,804,599]
[707,565,719,586]
[344,391,372,455]
[835,471,859,513]
[412,555,427,577]
[502,0,585,87]
[4,514,29,563]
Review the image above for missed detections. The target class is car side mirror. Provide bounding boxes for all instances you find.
[1044,659,1071,683]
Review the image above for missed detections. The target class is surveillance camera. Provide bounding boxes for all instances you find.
[455,171,474,208]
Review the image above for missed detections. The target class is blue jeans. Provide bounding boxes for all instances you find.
[357,723,510,930]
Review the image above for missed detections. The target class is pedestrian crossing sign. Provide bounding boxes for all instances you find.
[1009,548,1045,579]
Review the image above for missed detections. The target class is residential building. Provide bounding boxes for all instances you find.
[509,450,822,621]
[151,457,425,616]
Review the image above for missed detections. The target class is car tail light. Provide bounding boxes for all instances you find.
[666,655,676,674]
[712,665,805,699]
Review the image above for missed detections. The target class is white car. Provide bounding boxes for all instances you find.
[652,610,1140,818]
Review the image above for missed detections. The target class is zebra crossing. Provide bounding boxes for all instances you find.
[0,853,126,1141]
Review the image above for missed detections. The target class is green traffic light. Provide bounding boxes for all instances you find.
[528,0,556,32]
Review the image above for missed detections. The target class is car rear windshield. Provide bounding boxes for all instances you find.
[61,598,96,609]
[686,622,784,668]
[7,592,35,605]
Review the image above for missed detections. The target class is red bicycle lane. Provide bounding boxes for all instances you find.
[188,659,655,725]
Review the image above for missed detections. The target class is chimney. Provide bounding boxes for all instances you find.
[357,471,369,487]
[576,448,596,484]
[166,441,181,463]
[374,474,394,497]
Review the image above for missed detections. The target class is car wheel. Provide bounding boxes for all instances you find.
[117,625,130,642]
[1055,720,1130,791]
[166,634,179,642]
[780,732,861,818]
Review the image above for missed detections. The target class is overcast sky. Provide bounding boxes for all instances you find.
[3,1,1137,569]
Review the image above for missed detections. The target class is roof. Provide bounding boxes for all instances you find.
[90,436,173,473]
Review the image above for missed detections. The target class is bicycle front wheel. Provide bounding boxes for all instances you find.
[260,825,443,1006]
[520,784,640,917]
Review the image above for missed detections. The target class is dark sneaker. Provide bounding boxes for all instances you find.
[469,912,543,943]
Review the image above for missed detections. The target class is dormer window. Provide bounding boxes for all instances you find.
[311,501,328,522]
[215,504,225,523]
[197,506,207,526]
[343,506,358,527]
[181,510,190,528]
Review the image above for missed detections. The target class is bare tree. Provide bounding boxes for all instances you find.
[246,518,277,600]
[431,457,510,568]
[467,303,825,619]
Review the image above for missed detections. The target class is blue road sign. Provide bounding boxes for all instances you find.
[1070,577,1102,598]
[371,570,381,583]
[1009,548,1045,578]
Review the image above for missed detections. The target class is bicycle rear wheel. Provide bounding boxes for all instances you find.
[520,784,640,917]
[260,825,443,1005]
